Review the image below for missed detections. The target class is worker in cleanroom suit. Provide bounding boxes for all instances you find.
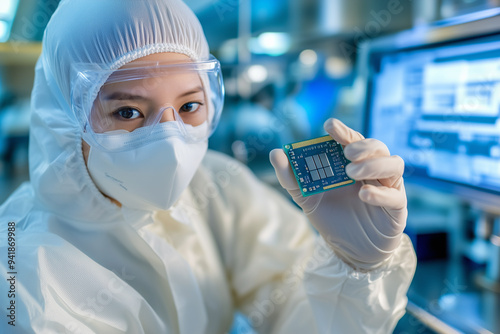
[0,0,416,333]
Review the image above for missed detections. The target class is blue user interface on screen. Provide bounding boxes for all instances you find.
[367,35,500,193]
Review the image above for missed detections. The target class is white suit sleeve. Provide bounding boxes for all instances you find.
[204,154,416,333]
[303,234,416,333]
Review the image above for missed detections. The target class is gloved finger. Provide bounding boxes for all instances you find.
[346,156,404,187]
[359,183,406,210]
[269,148,299,191]
[324,118,364,146]
[343,138,390,162]
[270,149,321,212]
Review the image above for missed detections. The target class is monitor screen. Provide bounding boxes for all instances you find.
[365,33,500,196]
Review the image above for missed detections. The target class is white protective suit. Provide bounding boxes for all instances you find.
[0,0,416,333]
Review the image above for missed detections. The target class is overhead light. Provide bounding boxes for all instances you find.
[299,49,317,66]
[0,0,18,42]
[249,32,291,56]
[0,21,8,42]
[0,0,17,16]
[325,56,351,78]
[246,64,268,83]
[219,38,238,63]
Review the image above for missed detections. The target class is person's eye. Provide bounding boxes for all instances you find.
[113,107,143,120]
[180,102,202,113]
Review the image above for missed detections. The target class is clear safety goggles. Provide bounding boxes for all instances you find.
[71,55,224,151]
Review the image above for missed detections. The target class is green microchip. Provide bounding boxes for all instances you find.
[283,135,355,197]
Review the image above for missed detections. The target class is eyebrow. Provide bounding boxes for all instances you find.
[103,86,204,101]
[103,92,150,101]
[178,86,204,98]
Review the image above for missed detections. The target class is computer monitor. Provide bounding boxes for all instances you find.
[361,11,500,210]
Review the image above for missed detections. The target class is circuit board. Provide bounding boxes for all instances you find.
[283,135,355,197]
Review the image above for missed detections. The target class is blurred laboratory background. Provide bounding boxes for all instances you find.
[2,0,500,333]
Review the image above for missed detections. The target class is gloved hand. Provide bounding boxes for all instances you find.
[270,118,407,270]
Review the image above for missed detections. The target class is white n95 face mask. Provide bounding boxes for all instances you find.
[85,122,207,211]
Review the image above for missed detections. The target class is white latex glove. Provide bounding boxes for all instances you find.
[270,118,407,270]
